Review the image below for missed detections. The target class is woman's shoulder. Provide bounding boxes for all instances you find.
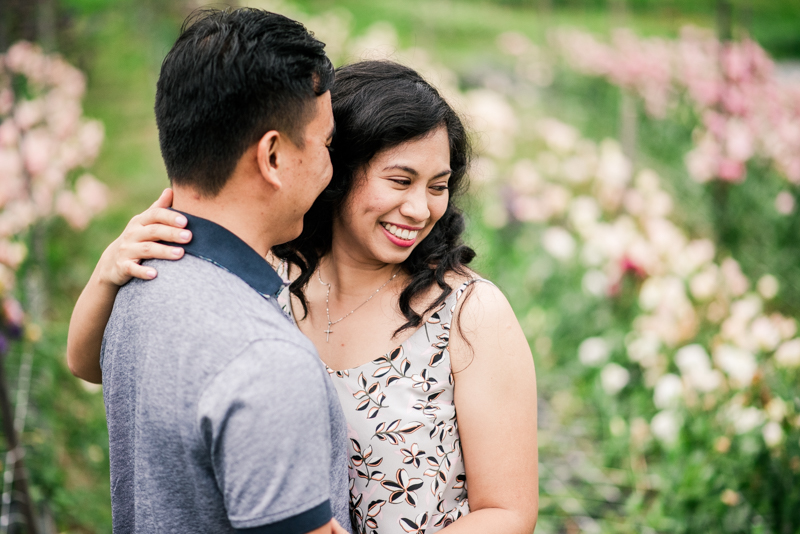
[443,269,498,301]
[443,270,513,327]
[443,267,489,289]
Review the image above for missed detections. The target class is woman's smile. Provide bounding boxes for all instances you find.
[380,222,422,247]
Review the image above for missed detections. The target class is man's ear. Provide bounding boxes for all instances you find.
[257,130,283,190]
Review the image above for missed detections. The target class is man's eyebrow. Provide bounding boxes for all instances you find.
[382,165,452,179]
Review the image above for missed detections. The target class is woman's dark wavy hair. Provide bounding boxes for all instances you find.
[273,60,475,335]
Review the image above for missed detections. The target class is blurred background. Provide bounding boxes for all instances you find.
[1,0,799,532]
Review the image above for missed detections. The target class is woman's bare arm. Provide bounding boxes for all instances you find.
[66,189,192,383]
[441,281,539,533]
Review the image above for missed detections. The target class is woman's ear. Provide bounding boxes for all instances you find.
[257,130,283,190]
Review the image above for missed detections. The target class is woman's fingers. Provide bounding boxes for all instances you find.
[150,188,174,209]
[136,206,188,230]
[130,222,191,245]
[124,261,159,281]
[119,241,184,263]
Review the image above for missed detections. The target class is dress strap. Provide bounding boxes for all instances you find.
[441,278,494,321]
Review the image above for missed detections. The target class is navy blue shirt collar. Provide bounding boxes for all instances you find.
[166,210,285,299]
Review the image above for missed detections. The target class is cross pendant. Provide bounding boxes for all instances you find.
[324,327,333,342]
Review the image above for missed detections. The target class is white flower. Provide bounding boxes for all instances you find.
[732,406,765,434]
[541,227,576,260]
[582,270,609,297]
[689,266,719,301]
[762,421,784,448]
[714,345,758,388]
[729,295,761,323]
[750,316,781,351]
[651,410,681,446]
[721,258,749,297]
[775,339,800,368]
[596,139,632,187]
[680,239,716,276]
[510,159,541,194]
[675,344,711,373]
[676,344,722,393]
[653,374,683,409]
[536,118,579,153]
[765,398,787,422]
[569,196,601,232]
[578,337,610,366]
[756,274,779,300]
[626,333,660,365]
[600,363,630,395]
[639,277,664,311]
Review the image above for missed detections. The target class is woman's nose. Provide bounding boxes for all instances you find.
[399,187,431,222]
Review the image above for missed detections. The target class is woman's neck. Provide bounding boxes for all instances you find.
[320,245,399,300]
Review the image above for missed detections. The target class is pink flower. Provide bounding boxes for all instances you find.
[77,120,104,164]
[0,121,19,147]
[55,191,90,230]
[76,174,108,213]
[20,127,52,176]
[717,159,746,182]
[14,99,44,130]
[0,90,14,116]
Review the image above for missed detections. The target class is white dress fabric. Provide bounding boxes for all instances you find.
[277,276,487,533]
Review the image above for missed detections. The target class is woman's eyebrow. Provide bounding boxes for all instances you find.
[383,165,452,179]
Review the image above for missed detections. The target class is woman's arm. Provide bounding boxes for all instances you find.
[66,189,192,383]
[442,281,539,533]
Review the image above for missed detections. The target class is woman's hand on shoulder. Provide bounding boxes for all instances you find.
[100,189,192,286]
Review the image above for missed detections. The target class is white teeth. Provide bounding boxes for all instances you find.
[382,223,418,241]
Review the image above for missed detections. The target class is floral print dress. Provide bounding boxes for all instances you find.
[277,276,488,533]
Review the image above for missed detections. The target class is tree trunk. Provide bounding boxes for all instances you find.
[620,89,637,164]
[36,0,56,52]
[716,0,733,41]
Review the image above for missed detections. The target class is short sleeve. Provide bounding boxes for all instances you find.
[197,339,333,532]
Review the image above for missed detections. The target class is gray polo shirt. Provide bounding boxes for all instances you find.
[100,213,352,533]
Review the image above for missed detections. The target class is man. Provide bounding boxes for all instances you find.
[100,9,351,533]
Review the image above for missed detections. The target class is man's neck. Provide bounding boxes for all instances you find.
[172,186,273,257]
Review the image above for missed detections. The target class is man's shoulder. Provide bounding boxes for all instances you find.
[119,256,270,309]
[111,255,295,344]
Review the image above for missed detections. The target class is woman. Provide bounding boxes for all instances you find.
[68,61,538,533]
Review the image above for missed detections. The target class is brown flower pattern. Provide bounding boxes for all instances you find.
[279,276,486,533]
[327,281,487,533]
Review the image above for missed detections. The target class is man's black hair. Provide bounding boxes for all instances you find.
[155,8,334,196]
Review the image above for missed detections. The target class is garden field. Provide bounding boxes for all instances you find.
[1,0,800,532]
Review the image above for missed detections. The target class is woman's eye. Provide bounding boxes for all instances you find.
[390,179,411,186]
[431,185,449,192]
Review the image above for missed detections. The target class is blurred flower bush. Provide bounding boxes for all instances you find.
[469,28,800,533]
[0,40,107,299]
[0,41,107,529]
[552,26,800,187]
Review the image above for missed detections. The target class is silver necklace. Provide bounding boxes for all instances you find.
[317,267,399,342]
